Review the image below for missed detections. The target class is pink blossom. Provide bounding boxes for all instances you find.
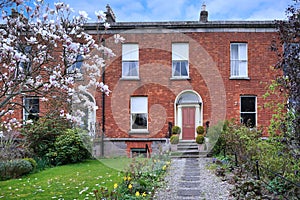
[113,34,125,44]
[95,10,106,21]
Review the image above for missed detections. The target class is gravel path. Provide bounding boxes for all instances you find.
[154,158,233,200]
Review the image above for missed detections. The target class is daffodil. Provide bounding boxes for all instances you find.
[142,192,147,197]
[162,165,167,170]
[123,176,127,181]
[113,183,118,189]
[135,191,140,197]
[128,184,132,189]
[127,176,131,181]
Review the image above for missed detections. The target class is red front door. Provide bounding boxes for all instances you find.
[182,107,195,140]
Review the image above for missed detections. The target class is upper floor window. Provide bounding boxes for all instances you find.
[23,97,39,122]
[122,44,139,78]
[240,96,256,127]
[172,43,189,78]
[130,97,148,131]
[230,43,248,78]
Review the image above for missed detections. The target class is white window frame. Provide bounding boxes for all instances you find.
[240,96,257,127]
[130,97,148,131]
[23,96,39,122]
[230,43,248,78]
[172,43,189,78]
[122,44,139,78]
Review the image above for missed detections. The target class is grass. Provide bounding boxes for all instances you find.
[0,159,129,200]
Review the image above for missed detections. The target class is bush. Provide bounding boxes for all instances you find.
[23,158,37,171]
[46,129,91,165]
[170,135,179,144]
[196,126,205,135]
[0,159,33,180]
[21,116,71,158]
[171,126,181,135]
[195,135,205,144]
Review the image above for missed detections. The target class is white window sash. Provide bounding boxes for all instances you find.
[172,43,189,60]
[122,44,139,61]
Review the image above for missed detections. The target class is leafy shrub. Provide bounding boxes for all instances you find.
[171,126,181,135]
[196,126,205,135]
[46,129,91,165]
[170,135,179,144]
[195,135,205,144]
[0,159,33,180]
[23,158,37,171]
[21,116,71,158]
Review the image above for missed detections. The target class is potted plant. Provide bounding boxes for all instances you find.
[196,125,205,135]
[170,135,179,151]
[172,126,181,135]
[195,134,205,151]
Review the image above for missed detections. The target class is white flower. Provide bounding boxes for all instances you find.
[79,11,89,20]
[26,120,33,124]
[95,10,106,21]
[113,34,125,44]
[40,97,48,102]
[104,22,110,29]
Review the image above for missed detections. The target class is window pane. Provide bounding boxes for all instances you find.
[122,61,138,77]
[238,44,247,60]
[131,97,147,113]
[131,113,147,129]
[181,61,188,76]
[239,61,247,77]
[24,97,39,121]
[230,43,248,77]
[241,113,256,127]
[241,97,255,112]
[172,43,189,60]
[122,44,139,61]
[172,61,181,76]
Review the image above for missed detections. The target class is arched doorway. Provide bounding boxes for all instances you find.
[175,90,203,140]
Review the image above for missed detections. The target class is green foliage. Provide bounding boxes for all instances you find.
[23,158,37,171]
[46,129,91,165]
[195,135,204,144]
[196,126,205,135]
[171,126,181,134]
[0,159,33,180]
[170,135,179,144]
[94,156,170,199]
[21,116,71,158]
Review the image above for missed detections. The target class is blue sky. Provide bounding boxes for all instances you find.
[59,0,293,22]
[3,0,295,22]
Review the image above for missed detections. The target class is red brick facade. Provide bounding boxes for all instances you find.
[91,23,280,147]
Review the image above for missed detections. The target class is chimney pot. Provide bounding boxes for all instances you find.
[200,3,208,22]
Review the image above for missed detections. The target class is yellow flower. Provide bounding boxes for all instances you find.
[135,191,140,197]
[142,192,147,197]
[123,176,127,181]
[114,183,118,189]
[127,176,131,181]
[128,184,132,189]
[162,165,167,170]
[166,161,171,165]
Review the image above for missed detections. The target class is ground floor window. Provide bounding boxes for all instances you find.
[130,97,148,130]
[23,97,39,122]
[240,96,256,127]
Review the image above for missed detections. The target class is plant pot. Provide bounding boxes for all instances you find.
[198,144,205,151]
[171,144,178,151]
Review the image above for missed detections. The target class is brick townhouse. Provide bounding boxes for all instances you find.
[23,5,282,157]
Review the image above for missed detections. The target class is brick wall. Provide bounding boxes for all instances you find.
[98,31,281,138]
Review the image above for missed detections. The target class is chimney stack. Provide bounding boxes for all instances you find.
[199,3,208,22]
[105,4,116,22]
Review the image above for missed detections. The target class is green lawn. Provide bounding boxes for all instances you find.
[0,159,129,200]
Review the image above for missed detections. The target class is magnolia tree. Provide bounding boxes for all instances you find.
[0,0,124,132]
[273,0,300,158]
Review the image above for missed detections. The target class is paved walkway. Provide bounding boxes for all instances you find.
[154,158,233,200]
